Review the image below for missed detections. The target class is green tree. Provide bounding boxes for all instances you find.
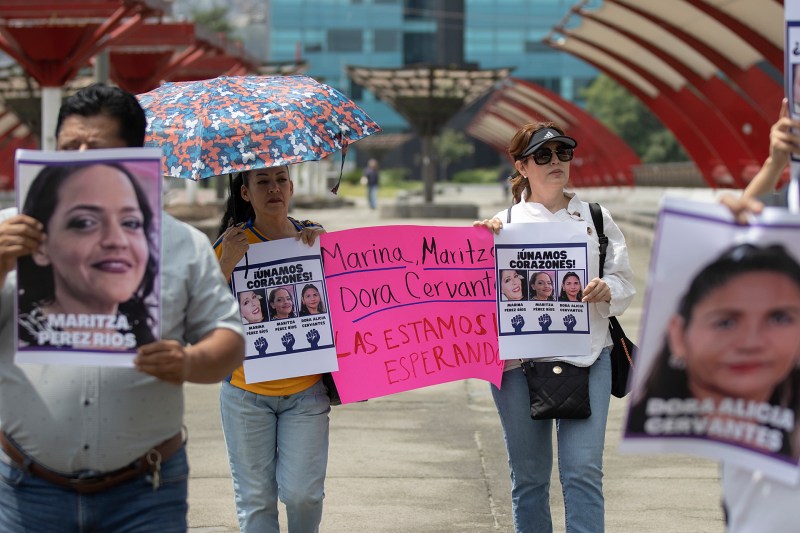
[433,129,475,180]
[582,75,687,163]
[192,6,237,38]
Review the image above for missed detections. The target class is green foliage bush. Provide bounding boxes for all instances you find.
[381,167,410,186]
[452,167,502,184]
[342,168,363,185]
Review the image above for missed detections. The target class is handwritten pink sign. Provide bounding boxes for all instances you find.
[320,225,503,403]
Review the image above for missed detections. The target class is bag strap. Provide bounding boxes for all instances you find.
[588,202,607,278]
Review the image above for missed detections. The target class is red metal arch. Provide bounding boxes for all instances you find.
[578,11,772,163]
[607,0,782,120]
[563,31,755,187]
[546,39,731,187]
[685,0,782,71]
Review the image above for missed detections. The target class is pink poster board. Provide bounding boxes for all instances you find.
[321,225,503,403]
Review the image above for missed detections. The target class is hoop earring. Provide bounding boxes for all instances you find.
[668,355,686,370]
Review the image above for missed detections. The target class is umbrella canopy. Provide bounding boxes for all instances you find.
[138,75,381,180]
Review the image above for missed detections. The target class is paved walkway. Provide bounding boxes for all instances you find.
[184,185,727,532]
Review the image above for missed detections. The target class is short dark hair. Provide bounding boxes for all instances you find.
[56,83,146,148]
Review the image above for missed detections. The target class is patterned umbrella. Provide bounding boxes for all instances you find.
[137,75,381,181]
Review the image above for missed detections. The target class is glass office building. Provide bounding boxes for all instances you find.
[266,0,598,134]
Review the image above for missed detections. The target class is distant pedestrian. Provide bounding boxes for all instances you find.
[498,164,512,201]
[362,158,380,210]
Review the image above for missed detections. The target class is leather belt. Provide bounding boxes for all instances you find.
[0,431,184,494]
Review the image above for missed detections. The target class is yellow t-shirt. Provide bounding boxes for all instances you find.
[214,217,322,396]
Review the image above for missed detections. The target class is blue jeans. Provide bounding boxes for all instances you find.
[220,379,330,533]
[367,185,378,209]
[492,348,612,533]
[0,447,188,532]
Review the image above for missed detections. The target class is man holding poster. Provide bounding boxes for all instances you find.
[474,122,634,533]
[0,84,244,532]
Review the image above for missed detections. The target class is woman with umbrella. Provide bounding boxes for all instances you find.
[213,165,329,532]
[139,74,380,532]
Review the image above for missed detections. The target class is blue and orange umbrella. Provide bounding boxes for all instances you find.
[137,75,381,187]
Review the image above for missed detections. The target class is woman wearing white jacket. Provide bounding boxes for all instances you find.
[475,121,635,533]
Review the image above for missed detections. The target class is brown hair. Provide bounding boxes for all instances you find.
[507,121,568,203]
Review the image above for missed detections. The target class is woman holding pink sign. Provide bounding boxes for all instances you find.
[474,121,635,533]
[213,166,329,533]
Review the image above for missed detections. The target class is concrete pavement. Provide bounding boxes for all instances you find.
[183,185,726,532]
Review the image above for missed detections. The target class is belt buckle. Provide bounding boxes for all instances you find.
[69,471,104,488]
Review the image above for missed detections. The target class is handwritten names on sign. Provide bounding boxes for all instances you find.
[321,226,503,403]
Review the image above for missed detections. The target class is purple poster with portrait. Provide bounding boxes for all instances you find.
[14,148,162,367]
[621,198,800,484]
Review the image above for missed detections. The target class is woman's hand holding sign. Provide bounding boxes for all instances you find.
[473,217,503,234]
[296,226,326,246]
[219,226,249,281]
[582,277,611,303]
[719,99,800,224]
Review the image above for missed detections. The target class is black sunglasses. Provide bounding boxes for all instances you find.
[530,145,574,165]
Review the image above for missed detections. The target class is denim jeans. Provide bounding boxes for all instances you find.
[0,446,188,532]
[492,348,612,533]
[220,379,330,533]
[367,185,378,210]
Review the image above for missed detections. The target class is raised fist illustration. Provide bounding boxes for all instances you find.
[538,314,552,332]
[254,337,268,356]
[563,314,577,332]
[511,315,525,333]
[282,332,296,352]
[307,328,320,348]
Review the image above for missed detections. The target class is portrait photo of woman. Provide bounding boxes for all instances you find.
[499,269,527,301]
[237,289,267,324]
[558,271,584,302]
[529,270,555,301]
[299,283,326,316]
[627,243,800,458]
[17,162,159,350]
[268,285,296,321]
[793,62,800,116]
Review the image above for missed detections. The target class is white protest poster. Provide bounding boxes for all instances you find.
[786,3,800,211]
[230,238,337,383]
[15,148,162,367]
[494,221,590,360]
[621,198,800,484]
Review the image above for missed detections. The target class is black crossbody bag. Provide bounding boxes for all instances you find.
[588,202,637,398]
